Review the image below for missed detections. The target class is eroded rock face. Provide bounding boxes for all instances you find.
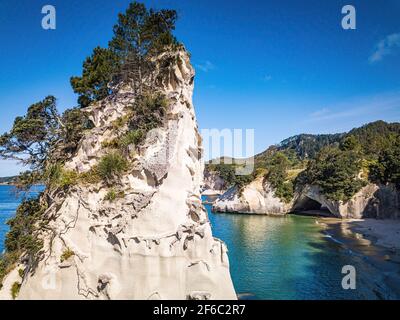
[211,173,400,219]
[203,169,227,195]
[212,177,290,215]
[0,49,236,300]
[295,184,400,219]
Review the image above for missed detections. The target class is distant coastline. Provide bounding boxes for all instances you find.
[0,176,17,186]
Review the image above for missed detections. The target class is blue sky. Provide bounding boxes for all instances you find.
[0,0,399,176]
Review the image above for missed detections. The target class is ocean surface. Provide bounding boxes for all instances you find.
[204,198,400,300]
[1,185,399,299]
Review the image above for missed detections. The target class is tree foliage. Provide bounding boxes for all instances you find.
[298,146,366,201]
[110,2,177,57]
[369,138,400,189]
[0,197,46,287]
[70,47,119,108]
[0,96,60,170]
[265,152,294,203]
[346,120,400,158]
[208,163,253,190]
[5,198,44,254]
[0,96,90,189]
[71,1,180,107]
[277,133,343,159]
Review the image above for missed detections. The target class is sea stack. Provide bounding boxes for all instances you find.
[0,49,236,300]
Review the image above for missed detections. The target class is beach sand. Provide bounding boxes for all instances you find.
[319,217,400,252]
[348,219,400,251]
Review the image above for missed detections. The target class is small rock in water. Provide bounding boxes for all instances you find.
[237,292,258,300]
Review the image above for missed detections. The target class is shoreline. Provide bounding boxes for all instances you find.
[318,217,400,252]
[205,201,400,253]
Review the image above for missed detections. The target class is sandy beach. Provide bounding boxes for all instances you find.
[348,219,400,251]
[320,217,400,252]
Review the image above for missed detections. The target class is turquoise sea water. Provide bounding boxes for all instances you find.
[1,186,399,299]
[205,199,400,300]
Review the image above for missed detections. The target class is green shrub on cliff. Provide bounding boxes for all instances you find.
[129,93,168,131]
[60,248,75,263]
[208,163,253,190]
[101,93,168,152]
[0,252,20,289]
[104,188,125,202]
[98,152,128,181]
[45,164,78,189]
[11,281,21,300]
[120,130,145,149]
[122,92,168,148]
[5,199,45,255]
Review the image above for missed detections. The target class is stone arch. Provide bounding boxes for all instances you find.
[293,195,335,217]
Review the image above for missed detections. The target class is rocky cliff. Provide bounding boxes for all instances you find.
[0,49,236,300]
[203,169,227,195]
[209,120,400,219]
[212,177,290,215]
[212,177,400,219]
[294,183,400,219]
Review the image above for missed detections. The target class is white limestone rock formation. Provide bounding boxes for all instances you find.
[294,184,400,219]
[202,169,227,195]
[212,177,290,215]
[211,173,400,219]
[0,49,236,300]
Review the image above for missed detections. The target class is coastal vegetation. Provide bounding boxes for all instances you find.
[70,2,179,107]
[97,152,129,182]
[102,92,169,153]
[104,188,125,202]
[206,162,254,191]
[0,198,46,287]
[265,152,294,203]
[11,281,20,300]
[297,144,366,202]
[60,249,75,263]
[369,138,400,189]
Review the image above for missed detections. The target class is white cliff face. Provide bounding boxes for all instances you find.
[0,50,236,300]
[203,169,227,195]
[212,177,290,215]
[211,174,400,219]
[295,184,400,219]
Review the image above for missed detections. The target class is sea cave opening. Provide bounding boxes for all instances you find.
[293,196,334,217]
